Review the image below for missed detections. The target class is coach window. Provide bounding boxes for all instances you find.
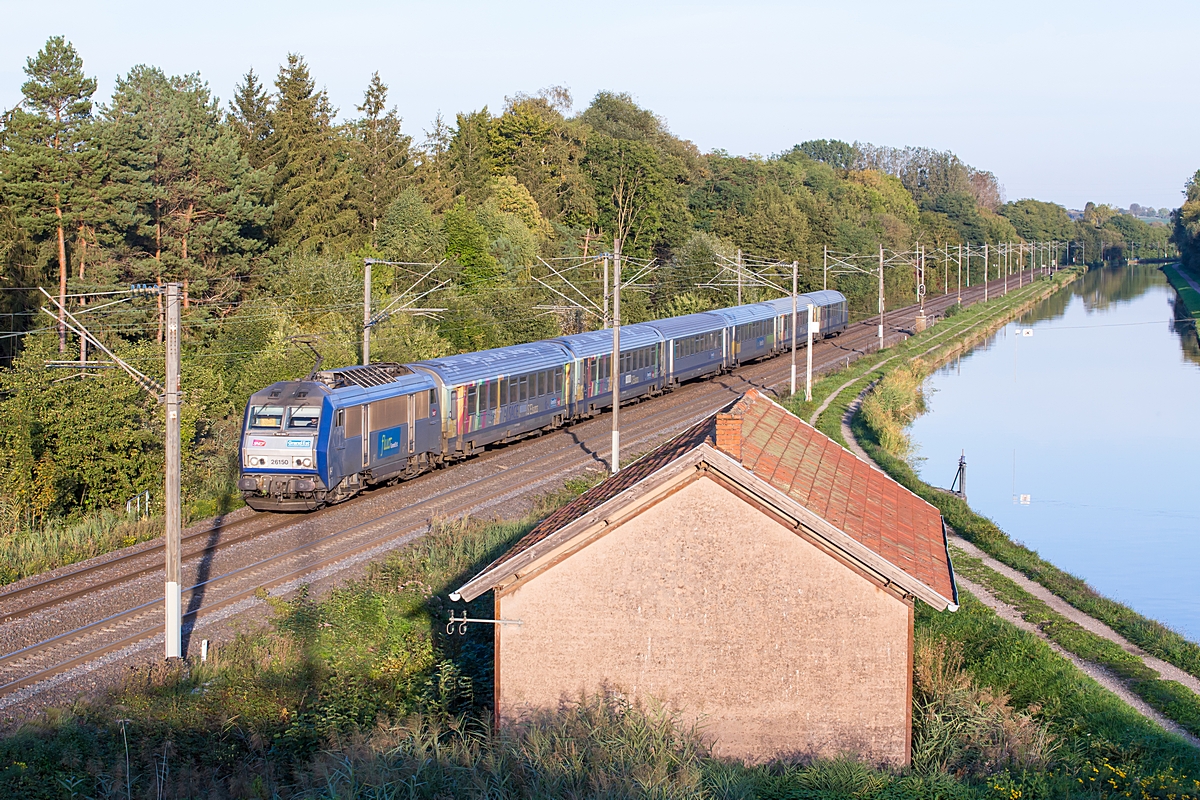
[538,370,547,397]
[518,375,528,402]
[500,379,508,407]
[466,385,478,416]
[554,367,563,393]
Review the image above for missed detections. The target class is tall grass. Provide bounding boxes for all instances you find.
[859,361,927,458]
[0,510,161,585]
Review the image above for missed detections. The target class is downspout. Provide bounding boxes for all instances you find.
[942,519,960,611]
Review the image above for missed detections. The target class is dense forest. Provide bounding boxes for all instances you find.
[0,37,1177,530]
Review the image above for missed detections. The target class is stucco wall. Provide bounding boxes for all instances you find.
[496,474,913,765]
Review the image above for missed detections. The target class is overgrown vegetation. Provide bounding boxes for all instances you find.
[4,475,1200,799]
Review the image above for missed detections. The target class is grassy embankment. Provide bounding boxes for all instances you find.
[1162,262,1200,344]
[799,265,1200,742]
[5,473,1200,798]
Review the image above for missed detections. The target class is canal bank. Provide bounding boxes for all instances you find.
[1163,263,1200,344]
[832,264,1200,744]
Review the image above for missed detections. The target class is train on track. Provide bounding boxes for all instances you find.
[238,290,849,511]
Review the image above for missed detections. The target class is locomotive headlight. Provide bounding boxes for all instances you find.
[247,456,259,466]
[296,457,312,467]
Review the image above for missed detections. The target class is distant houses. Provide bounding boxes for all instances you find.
[452,389,958,765]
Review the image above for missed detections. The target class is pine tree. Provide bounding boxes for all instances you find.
[101,66,272,301]
[228,68,272,169]
[0,36,96,350]
[264,54,358,254]
[350,72,412,238]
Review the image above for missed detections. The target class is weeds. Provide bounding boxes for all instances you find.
[0,510,161,586]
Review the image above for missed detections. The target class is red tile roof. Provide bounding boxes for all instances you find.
[465,389,956,604]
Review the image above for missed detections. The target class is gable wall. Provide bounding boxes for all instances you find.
[496,475,913,765]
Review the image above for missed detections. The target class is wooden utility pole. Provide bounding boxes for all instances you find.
[611,239,621,474]
[165,283,182,660]
[362,259,372,365]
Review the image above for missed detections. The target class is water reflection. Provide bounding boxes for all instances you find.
[909,266,1200,641]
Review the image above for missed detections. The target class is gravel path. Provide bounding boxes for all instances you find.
[834,369,1200,749]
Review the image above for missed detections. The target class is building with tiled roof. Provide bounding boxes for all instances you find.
[452,388,958,765]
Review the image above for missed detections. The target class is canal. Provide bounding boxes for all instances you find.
[908,265,1200,641]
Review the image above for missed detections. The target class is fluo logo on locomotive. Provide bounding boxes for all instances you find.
[377,427,402,456]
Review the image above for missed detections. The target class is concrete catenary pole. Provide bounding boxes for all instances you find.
[362,259,372,366]
[823,245,828,291]
[983,243,989,302]
[602,256,609,329]
[957,243,963,303]
[165,283,182,660]
[806,302,815,402]
[611,239,621,474]
[790,260,798,395]
[877,245,885,352]
[736,248,743,306]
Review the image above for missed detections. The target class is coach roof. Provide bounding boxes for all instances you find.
[411,341,572,387]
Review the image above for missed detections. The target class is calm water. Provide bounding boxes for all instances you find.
[908,266,1200,640]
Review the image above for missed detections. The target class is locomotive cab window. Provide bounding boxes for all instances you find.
[287,406,320,429]
[335,408,345,428]
[249,405,285,429]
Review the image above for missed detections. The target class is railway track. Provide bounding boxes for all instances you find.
[0,269,1052,704]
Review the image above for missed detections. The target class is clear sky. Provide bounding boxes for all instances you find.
[1,0,1194,211]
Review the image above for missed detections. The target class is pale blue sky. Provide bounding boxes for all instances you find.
[1,0,1194,211]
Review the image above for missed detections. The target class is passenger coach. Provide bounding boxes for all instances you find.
[237,289,850,510]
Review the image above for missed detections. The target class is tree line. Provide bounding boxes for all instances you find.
[1173,171,1200,273]
[0,37,1177,530]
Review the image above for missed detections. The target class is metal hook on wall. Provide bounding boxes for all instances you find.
[445,611,523,635]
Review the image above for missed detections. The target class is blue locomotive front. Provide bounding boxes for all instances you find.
[238,364,440,511]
